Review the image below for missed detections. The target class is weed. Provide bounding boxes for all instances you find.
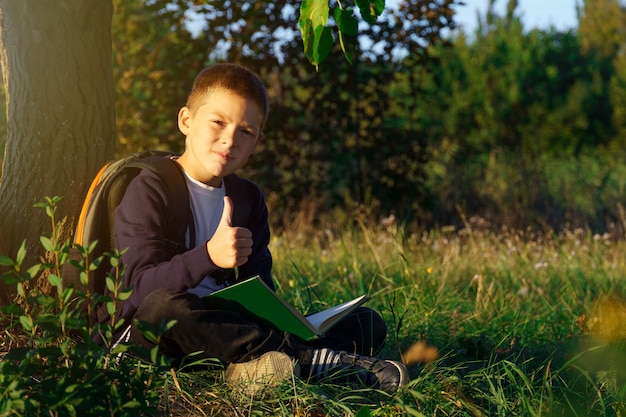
[0,197,172,416]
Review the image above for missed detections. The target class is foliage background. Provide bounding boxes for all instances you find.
[2,0,626,234]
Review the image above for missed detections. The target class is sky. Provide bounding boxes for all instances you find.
[453,0,581,32]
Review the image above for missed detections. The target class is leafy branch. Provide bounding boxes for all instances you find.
[299,0,385,68]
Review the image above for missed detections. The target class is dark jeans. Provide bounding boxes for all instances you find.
[129,288,387,364]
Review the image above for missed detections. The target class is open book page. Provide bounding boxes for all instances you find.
[204,276,316,340]
[305,295,370,334]
[204,276,369,340]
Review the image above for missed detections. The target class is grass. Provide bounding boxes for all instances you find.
[1,200,626,416]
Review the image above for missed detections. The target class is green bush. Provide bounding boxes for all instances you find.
[0,197,173,416]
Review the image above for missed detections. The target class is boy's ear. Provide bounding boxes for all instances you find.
[178,106,192,135]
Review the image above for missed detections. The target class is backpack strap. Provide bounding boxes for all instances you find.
[127,156,190,256]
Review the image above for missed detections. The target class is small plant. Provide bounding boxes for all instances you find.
[0,197,173,416]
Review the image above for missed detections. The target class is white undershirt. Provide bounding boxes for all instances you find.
[183,172,227,297]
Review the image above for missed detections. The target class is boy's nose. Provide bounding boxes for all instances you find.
[220,128,236,146]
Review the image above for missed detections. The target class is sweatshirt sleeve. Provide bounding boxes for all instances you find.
[232,178,274,290]
[114,170,219,311]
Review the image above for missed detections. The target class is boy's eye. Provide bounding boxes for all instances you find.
[241,128,256,137]
[212,120,225,126]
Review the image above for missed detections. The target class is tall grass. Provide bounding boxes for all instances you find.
[270,207,626,416]
[1,199,625,416]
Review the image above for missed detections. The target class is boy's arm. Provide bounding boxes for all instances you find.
[114,170,218,308]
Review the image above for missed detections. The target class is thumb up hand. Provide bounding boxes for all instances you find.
[219,194,235,228]
[206,196,253,269]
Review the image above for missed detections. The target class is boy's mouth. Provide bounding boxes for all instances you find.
[214,151,234,161]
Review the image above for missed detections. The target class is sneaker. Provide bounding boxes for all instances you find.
[225,351,300,396]
[307,348,409,393]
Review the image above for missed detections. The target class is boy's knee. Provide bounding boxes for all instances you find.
[360,307,388,352]
[135,289,203,324]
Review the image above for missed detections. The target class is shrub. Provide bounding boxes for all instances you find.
[0,197,173,416]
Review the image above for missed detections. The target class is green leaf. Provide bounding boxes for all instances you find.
[25,263,43,281]
[0,271,20,285]
[111,343,131,355]
[0,303,24,315]
[32,294,56,308]
[58,244,70,265]
[88,240,99,253]
[48,273,62,288]
[0,255,14,267]
[334,7,357,64]
[301,20,333,67]
[335,7,359,36]
[110,255,120,268]
[65,384,79,394]
[79,271,89,286]
[355,0,385,25]
[112,317,126,331]
[40,236,55,252]
[299,0,333,67]
[3,347,31,361]
[16,241,27,265]
[117,287,133,301]
[91,255,103,270]
[89,259,100,271]
[135,320,157,342]
[121,400,141,409]
[105,276,116,293]
[150,345,159,364]
[109,383,119,400]
[17,283,25,298]
[315,26,334,66]
[19,315,34,331]
[143,329,158,344]
[299,0,329,32]
[106,301,116,316]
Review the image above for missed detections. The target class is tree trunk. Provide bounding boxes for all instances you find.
[0,1,115,303]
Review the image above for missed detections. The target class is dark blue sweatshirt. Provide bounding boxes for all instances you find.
[103,168,274,332]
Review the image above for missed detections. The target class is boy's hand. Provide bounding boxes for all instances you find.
[206,196,253,268]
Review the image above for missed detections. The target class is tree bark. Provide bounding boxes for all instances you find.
[0,1,115,303]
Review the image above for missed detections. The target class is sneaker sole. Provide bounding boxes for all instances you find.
[225,351,298,395]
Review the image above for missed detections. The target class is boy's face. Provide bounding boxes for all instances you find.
[177,89,264,187]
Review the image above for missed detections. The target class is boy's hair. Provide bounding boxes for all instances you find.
[186,63,269,125]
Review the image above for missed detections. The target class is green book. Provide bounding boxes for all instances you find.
[203,276,369,341]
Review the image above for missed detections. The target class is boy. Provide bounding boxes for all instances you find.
[105,63,409,393]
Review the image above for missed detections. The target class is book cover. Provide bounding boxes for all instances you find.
[202,276,369,341]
